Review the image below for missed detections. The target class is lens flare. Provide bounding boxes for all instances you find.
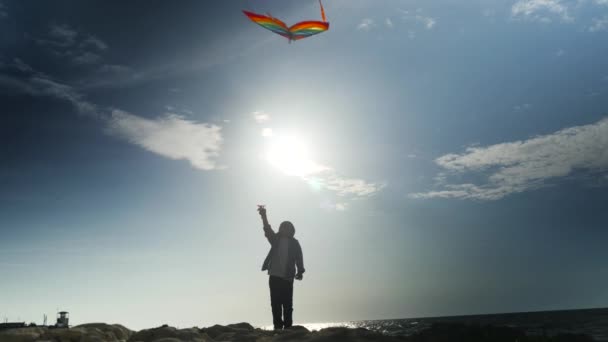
[266,135,327,177]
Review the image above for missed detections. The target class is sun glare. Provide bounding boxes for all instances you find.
[265,135,327,177]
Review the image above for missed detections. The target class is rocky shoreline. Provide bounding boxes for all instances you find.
[0,321,595,342]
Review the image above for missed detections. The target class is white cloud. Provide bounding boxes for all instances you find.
[410,118,608,200]
[2,59,223,172]
[511,0,572,22]
[320,200,348,211]
[589,16,608,31]
[416,15,436,29]
[357,18,376,31]
[108,110,223,171]
[318,173,384,197]
[335,202,347,211]
[385,18,394,28]
[259,121,383,203]
[399,8,437,30]
[253,111,271,123]
[262,127,273,137]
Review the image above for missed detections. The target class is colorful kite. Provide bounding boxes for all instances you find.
[243,0,329,42]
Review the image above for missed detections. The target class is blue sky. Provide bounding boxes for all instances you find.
[1,0,608,330]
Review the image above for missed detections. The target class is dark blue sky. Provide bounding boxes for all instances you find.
[1,0,607,330]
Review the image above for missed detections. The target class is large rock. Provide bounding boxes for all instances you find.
[0,322,596,342]
[200,323,267,342]
[47,327,111,342]
[76,323,134,341]
[128,326,212,342]
[0,327,47,342]
[271,326,311,341]
[0,324,133,342]
[225,323,254,331]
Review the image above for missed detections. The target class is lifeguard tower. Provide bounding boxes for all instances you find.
[55,311,69,328]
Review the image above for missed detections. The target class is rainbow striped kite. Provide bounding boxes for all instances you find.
[243,0,329,43]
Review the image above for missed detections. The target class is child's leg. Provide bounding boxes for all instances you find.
[269,276,284,330]
[282,279,294,328]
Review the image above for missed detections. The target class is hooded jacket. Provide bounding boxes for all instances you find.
[261,223,305,279]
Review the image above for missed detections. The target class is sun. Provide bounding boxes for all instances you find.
[265,135,327,177]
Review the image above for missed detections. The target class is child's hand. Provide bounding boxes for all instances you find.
[257,205,266,216]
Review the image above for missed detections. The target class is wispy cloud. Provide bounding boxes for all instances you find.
[12,58,34,73]
[357,18,376,31]
[0,58,99,118]
[0,1,7,18]
[385,18,394,28]
[98,64,131,74]
[35,24,109,66]
[410,118,608,200]
[589,16,608,31]
[482,8,497,17]
[81,29,275,90]
[2,56,225,172]
[46,24,78,47]
[255,111,383,204]
[30,76,98,117]
[513,103,532,112]
[399,8,437,30]
[511,0,572,22]
[73,51,102,65]
[253,111,271,123]
[317,173,383,197]
[320,200,348,211]
[81,35,108,51]
[108,110,223,171]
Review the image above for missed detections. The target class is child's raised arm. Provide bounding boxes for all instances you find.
[258,205,275,243]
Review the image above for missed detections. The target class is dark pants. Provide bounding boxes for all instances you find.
[269,275,294,329]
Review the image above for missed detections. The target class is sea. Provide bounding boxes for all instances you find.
[296,308,608,341]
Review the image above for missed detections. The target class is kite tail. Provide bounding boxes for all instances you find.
[319,0,327,22]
